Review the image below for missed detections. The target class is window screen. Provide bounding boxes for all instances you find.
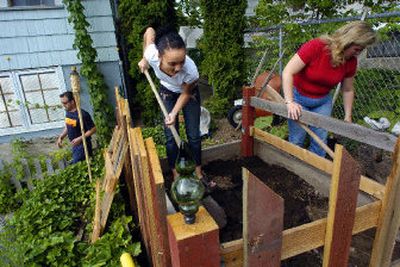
[0,76,23,129]
[19,71,64,125]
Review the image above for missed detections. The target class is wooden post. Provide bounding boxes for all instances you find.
[370,138,400,267]
[241,86,255,157]
[323,144,361,267]
[145,138,171,267]
[167,206,220,267]
[243,168,283,267]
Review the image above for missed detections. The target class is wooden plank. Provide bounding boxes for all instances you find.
[145,137,171,267]
[129,127,151,260]
[243,169,283,267]
[241,86,256,157]
[57,159,65,171]
[323,145,361,267]
[21,158,34,191]
[370,138,400,267]
[220,201,381,263]
[108,126,119,153]
[250,97,397,152]
[10,168,22,191]
[122,142,136,215]
[33,159,43,180]
[46,158,54,174]
[135,128,159,267]
[253,128,385,200]
[167,206,220,267]
[221,239,243,267]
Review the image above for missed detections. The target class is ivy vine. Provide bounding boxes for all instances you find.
[62,0,114,147]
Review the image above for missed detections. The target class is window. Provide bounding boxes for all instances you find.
[10,0,55,7]
[0,75,23,129]
[0,68,65,135]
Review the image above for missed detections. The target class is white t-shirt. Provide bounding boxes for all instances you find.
[144,44,199,93]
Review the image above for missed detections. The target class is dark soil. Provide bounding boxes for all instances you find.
[203,156,328,266]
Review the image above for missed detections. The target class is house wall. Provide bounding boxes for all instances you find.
[0,0,122,143]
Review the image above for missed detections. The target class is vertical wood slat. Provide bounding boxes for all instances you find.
[33,159,43,180]
[57,159,66,171]
[323,145,361,267]
[243,168,284,267]
[145,137,171,267]
[135,128,159,267]
[21,158,34,191]
[370,137,400,267]
[129,127,151,260]
[46,158,54,174]
[10,168,22,191]
[241,86,256,157]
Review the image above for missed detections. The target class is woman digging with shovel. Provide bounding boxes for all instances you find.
[138,26,216,190]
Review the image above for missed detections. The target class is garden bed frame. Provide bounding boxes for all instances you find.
[112,87,400,267]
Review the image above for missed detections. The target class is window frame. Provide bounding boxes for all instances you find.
[0,66,66,136]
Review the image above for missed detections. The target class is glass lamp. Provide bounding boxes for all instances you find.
[171,142,205,224]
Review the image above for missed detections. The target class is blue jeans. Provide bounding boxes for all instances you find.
[72,141,92,164]
[160,85,201,169]
[288,88,332,157]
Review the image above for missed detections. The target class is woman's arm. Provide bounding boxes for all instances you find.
[138,27,156,73]
[164,80,198,125]
[282,54,306,120]
[341,77,355,122]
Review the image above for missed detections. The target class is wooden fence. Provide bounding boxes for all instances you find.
[0,157,67,192]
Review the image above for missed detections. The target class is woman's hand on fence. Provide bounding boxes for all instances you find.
[138,58,149,73]
[165,112,177,126]
[287,102,302,120]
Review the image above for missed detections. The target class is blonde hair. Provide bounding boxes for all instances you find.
[320,21,377,67]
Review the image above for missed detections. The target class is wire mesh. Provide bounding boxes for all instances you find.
[247,13,400,139]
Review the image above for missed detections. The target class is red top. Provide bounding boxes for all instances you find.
[294,38,357,98]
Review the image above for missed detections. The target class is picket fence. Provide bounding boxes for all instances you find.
[0,157,68,192]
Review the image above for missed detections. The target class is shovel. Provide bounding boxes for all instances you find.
[144,70,182,147]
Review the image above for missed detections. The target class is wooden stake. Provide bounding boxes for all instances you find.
[70,67,93,183]
[370,137,400,267]
[241,86,255,157]
[323,144,361,267]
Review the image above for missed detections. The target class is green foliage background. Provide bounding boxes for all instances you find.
[0,155,140,266]
[118,0,177,125]
[198,0,247,118]
[63,0,115,147]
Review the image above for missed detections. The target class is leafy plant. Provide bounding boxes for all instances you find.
[198,0,247,116]
[63,0,114,147]
[0,154,140,266]
[255,116,289,139]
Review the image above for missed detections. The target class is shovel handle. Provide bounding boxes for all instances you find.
[144,70,182,147]
[265,85,335,158]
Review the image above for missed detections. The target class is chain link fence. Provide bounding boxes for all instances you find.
[247,11,400,141]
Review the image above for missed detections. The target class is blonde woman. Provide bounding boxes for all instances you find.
[282,21,377,157]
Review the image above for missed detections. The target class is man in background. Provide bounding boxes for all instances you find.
[56,91,96,164]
